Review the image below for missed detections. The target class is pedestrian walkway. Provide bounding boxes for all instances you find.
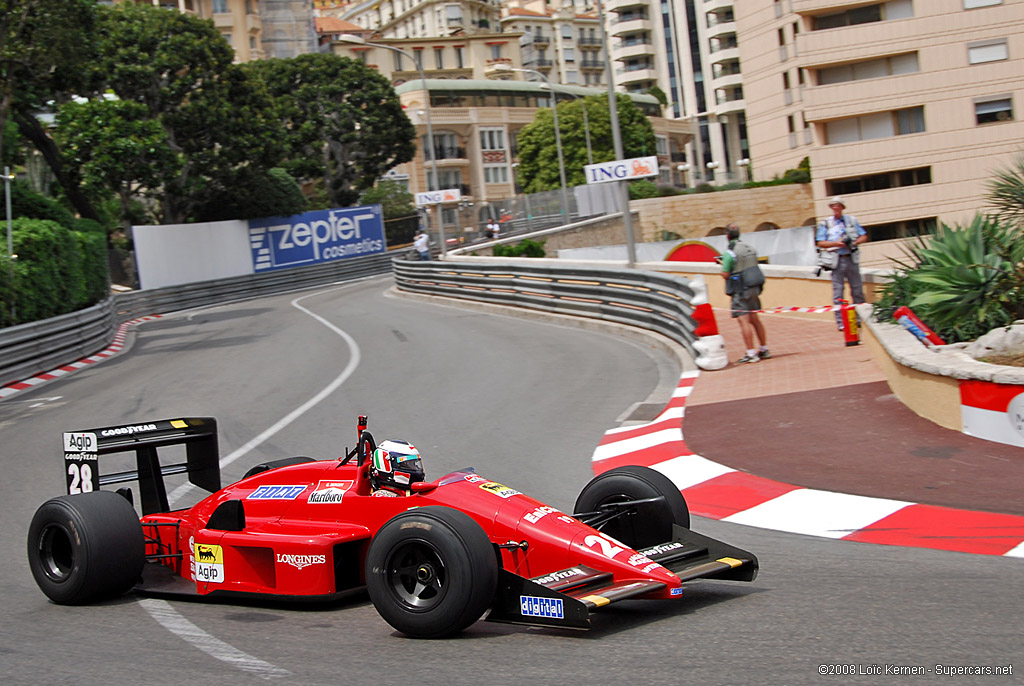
[592,310,1024,557]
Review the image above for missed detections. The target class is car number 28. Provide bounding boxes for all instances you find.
[67,463,95,494]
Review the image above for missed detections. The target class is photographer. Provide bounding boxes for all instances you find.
[815,197,867,330]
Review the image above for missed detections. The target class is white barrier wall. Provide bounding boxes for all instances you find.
[134,220,253,290]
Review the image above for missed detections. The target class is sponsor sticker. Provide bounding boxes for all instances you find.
[194,543,225,584]
[520,595,564,619]
[276,553,326,570]
[533,568,585,586]
[100,423,158,437]
[247,485,306,500]
[639,541,685,557]
[479,482,521,499]
[63,433,99,495]
[463,474,487,484]
[63,432,97,453]
[524,506,558,524]
[307,480,354,504]
[670,587,683,596]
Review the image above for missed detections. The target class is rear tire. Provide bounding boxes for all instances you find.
[365,506,497,638]
[27,491,145,604]
[574,465,690,549]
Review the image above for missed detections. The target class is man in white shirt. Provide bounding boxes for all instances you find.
[815,196,868,329]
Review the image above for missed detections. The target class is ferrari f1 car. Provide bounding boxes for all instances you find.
[28,416,757,638]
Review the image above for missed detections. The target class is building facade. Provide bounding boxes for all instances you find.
[736,0,1024,237]
[500,1,607,88]
[113,0,268,62]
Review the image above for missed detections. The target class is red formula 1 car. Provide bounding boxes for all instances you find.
[28,416,757,638]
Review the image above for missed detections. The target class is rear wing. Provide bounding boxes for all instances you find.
[62,418,221,515]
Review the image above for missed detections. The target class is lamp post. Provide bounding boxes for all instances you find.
[4,166,15,322]
[594,0,637,266]
[737,158,751,184]
[489,63,569,221]
[338,35,448,256]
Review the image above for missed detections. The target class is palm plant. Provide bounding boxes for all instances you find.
[987,154,1024,229]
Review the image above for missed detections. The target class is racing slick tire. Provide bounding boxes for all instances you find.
[366,506,498,638]
[27,491,145,605]
[574,465,690,550]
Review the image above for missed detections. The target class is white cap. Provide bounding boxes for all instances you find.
[829,196,846,208]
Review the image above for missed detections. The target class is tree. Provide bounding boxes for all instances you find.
[987,154,1024,230]
[86,3,284,224]
[1,0,101,220]
[56,98,179,231]
[244,53,416,208]
[193,167,307,222]
[359,179,416,220]
[516,93,656,192]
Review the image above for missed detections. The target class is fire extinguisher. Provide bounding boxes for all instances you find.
[839,300,859,346]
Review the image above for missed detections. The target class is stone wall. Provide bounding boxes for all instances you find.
[633,184,816,241]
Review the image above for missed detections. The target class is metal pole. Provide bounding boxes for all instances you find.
[548,83,570,221]
[4,166,14,321]
[595,0,636,266]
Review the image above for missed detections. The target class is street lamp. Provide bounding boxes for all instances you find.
[488,63,570,221]
[737,158,751,183]
[4,166,15,321]
[540,83,593,166]
[337,35,448,256]
[594,0,637,266]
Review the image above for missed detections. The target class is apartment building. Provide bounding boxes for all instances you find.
[593,0,749,187]
[112,0,268,62]
[736,0,1024,238]
[499,0,607,88]
[340,0,503,39]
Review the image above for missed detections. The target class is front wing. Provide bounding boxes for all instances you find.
[486,524,758,630]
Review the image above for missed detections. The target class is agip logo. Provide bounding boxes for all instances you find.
[249,206,386,272]
[194,543,225,584]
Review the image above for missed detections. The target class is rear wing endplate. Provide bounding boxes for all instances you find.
[62,417,221,514]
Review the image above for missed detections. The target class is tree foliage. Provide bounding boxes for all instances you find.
[987,154,1024,230]
[80,3,284,224]
[516,93,656,192]
[359,179,416,220]
[243,53,416,208]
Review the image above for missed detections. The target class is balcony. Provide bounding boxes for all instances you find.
[578,36,603,47]
[580,59,604,70]
[611,17,653,37]
[531,32,550,46]
[613,42,656,61]
[605,0,648,11]
[426,146,467,162]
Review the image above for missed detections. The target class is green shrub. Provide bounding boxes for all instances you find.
[873,214,1024,342]
[494,238,546,258]
[10,179,75,227]
[628,179,659,199]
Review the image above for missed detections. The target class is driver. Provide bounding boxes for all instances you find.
[369,440,425,497]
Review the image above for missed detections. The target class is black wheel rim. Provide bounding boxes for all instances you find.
[384,540,447,611]
[38,523,74,583]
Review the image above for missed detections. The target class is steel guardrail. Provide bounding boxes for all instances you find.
[0,252,393,389]
[392,256,702,358]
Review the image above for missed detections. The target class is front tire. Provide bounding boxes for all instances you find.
[365,506,497,638]
[27,491,145,604]
[574,465,690,549]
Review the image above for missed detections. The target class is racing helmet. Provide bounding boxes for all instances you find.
[370,439,425,492]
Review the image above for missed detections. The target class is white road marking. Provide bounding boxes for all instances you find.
[150,283,364,678]
[139,599,290,680]
[168,285,361,504]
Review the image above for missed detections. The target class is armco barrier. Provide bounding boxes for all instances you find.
[0,252,393,389]
[391,256,720,367]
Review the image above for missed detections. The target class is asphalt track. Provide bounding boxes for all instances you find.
[2,277,1021,685]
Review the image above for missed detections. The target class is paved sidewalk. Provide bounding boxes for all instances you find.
[684,309,1024,517]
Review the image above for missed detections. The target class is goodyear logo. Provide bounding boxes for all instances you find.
[479,482,521,499]
[194,543,224,584]
[247,485,306,500]
[520,595,564,619]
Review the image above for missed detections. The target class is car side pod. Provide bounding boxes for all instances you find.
[485,524,758,630]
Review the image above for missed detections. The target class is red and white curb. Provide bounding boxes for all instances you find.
[0,315,162,400]
[593,370,1024,558]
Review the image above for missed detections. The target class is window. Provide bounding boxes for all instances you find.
[562,25,572,39]
[484,165,509,184]
[490,44,503,60]
[434,47,444,69]
[655,135,668,155]
[455,47,464,68]
[564,48,575,62]
[825,106,925,143]
[213,0,228,12]
[968,39,1008,64]
[827,167,932,196]
[221,32,232,45]
[393,52,404,70]
[446,4,463,25]
[480,129,505,151]
[812,1,912,30]
[818,53,919,84]
[975,97,1013,124]
[777,28,785,46]
[566,71,579,84]
[426,169,462,192]
[965,0,1001,7]
[783,72,791,90]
